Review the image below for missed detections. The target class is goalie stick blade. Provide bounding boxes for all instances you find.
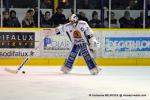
[4,67,18,74]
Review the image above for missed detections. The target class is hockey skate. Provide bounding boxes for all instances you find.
[61,66,72,74]
[90,67,101,75]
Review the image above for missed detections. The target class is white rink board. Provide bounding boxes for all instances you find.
[1,29,150,58]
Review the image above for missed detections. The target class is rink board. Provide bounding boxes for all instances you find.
[0,28,150,66]
[0,58,150,66]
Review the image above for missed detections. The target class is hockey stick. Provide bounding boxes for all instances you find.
[4,39,44,74]
[4,28,53,74]
[4,57,30,74]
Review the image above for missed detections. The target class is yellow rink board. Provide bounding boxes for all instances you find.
[0,58,150,66]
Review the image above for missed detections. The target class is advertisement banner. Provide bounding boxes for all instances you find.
[0,32,35,48]
[0,30,40,58]
[43,36,71,57]
[40,28,71,58]
[0,50,35,58]
[102,30,150,58]
[105,37,150,52]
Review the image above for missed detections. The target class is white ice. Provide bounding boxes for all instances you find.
[0,66,150,100]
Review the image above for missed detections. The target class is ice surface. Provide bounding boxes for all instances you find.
[0,66,150,100]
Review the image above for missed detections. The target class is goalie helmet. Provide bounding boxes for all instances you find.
[69,14,78,23]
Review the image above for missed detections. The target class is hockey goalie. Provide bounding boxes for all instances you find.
[53,14,101,75]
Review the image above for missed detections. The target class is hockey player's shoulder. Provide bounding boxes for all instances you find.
[78,20,88,25]
[65,23,72,27]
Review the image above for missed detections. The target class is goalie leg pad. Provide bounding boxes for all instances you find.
[79,43,97,70]
[64,44,80,69]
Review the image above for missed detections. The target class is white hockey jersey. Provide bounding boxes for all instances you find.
[56,21,94,45]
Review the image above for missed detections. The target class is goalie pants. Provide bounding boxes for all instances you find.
[64,43,97,70]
